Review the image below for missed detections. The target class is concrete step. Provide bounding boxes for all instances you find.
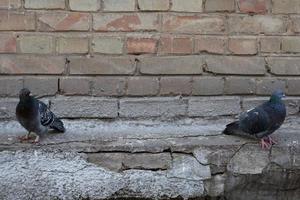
[0,117,299,200]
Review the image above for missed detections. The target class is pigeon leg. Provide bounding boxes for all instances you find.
[18,132,33,141]
[31,135,40,144]
[260,138,271,149]
[267,136,277,145]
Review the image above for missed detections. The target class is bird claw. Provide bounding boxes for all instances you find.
[260,138,272,150]
[267,136,277,145]
[18,135,34,142]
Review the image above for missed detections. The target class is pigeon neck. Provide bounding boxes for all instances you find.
[269,95,282,104]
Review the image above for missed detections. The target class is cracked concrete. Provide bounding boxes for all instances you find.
[0,116,299,199]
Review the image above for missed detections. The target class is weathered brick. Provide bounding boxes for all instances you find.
[37,12,90,31]
[205,0,235,12]
[192,77,224,95]
[51,97,118,118]
[225,77,256,94]
[139,56,203,75]
[19,35,54,54]
[0,11,35,31]
[188,97,241,117]
[256,78,286,95]
[0,34,16,53]
[0,55,65,74]
[126,38,157,54]
[159,36,193,54]
[23,77,58,96]
[69,0,100,11]
[282,37,300,53]
[228,15,286,34]
[238,0,269,13]
[195,36,226,54]
[171,0,203,12]
[92,77,126,96]
[57,37,88,54]
[160,77,191,95]
[162,14,225,34]
[0,99,18,119]
[119,97,187,118]
[138,0,169,11]
[25,0,65,9]
[228,37,257,55]
[205,56,265,75]
[260,37,281,53]
[60,77,91,95]
[0,0,21,9]
[69,56,135,75]
[92,37,123,54]
[0,77,23,97]
[266,57,300,75]
[272,0,300,14]
[287,79,300,95]
[292,16,300,33]
[127,77,159,96]
[93,13,159,32]
[103,0,135,11]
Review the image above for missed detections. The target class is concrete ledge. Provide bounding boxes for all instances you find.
[0,117,299,199]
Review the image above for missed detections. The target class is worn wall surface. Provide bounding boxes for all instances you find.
[1,0,300,119]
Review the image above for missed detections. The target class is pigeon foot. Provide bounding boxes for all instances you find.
[261,138,272,150]
[267,136,277,145]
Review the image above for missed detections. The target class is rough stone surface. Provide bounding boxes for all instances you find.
[23,77,58,96]
[0,77,23,97]
[69,56,136,75]
[138,0,169,11]
[205,56,265,75]
[60,77,91,95]
[92,37,123,54]
[188,97,241,117]
[171,0,203,12]
[24,0,65,9]
[57,37,89,54]
[139,56,203,75]
[69,0,101,11]
[51,97,118,118]
[0,11,35,31]
[19,35,54,54]
[205,0,235,12]
[119,97,187,118]
[92,77,126,96]
[225,77,256,94]
[256,78,286,95]
[192,77,224,95]
[0,55,65,75]
[103,0,136,11]
[266,57,300,75]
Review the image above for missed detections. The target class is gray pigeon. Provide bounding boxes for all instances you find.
[16,88,65,143]
[223,90,286,149]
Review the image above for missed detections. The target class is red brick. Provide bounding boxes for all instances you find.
[37,12,90,31]
[159,36,193,54]
[126,38,157,54]
[195,36,226,54]
[160,77,191,95]
[228,37,257,55]
[92,77,126,96]
[238,0,269,13]
[162,14,225,34]
[0,0,21,9]
[172,37,193,54]
[127,77,159,96]
[0,55,65,74]
[93,13,159,32]
[0,11,35,31]
[0,34,16,53]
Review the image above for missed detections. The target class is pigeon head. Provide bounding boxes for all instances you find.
[19,88,31,99]
[270,90,285,103]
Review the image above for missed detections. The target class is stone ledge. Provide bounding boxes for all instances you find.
[0,117,299,199]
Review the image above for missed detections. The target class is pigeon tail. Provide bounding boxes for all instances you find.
[50,117,65,133]
[223,121,239,135]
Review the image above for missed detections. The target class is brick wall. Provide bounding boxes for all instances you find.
[1,0,300,119]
